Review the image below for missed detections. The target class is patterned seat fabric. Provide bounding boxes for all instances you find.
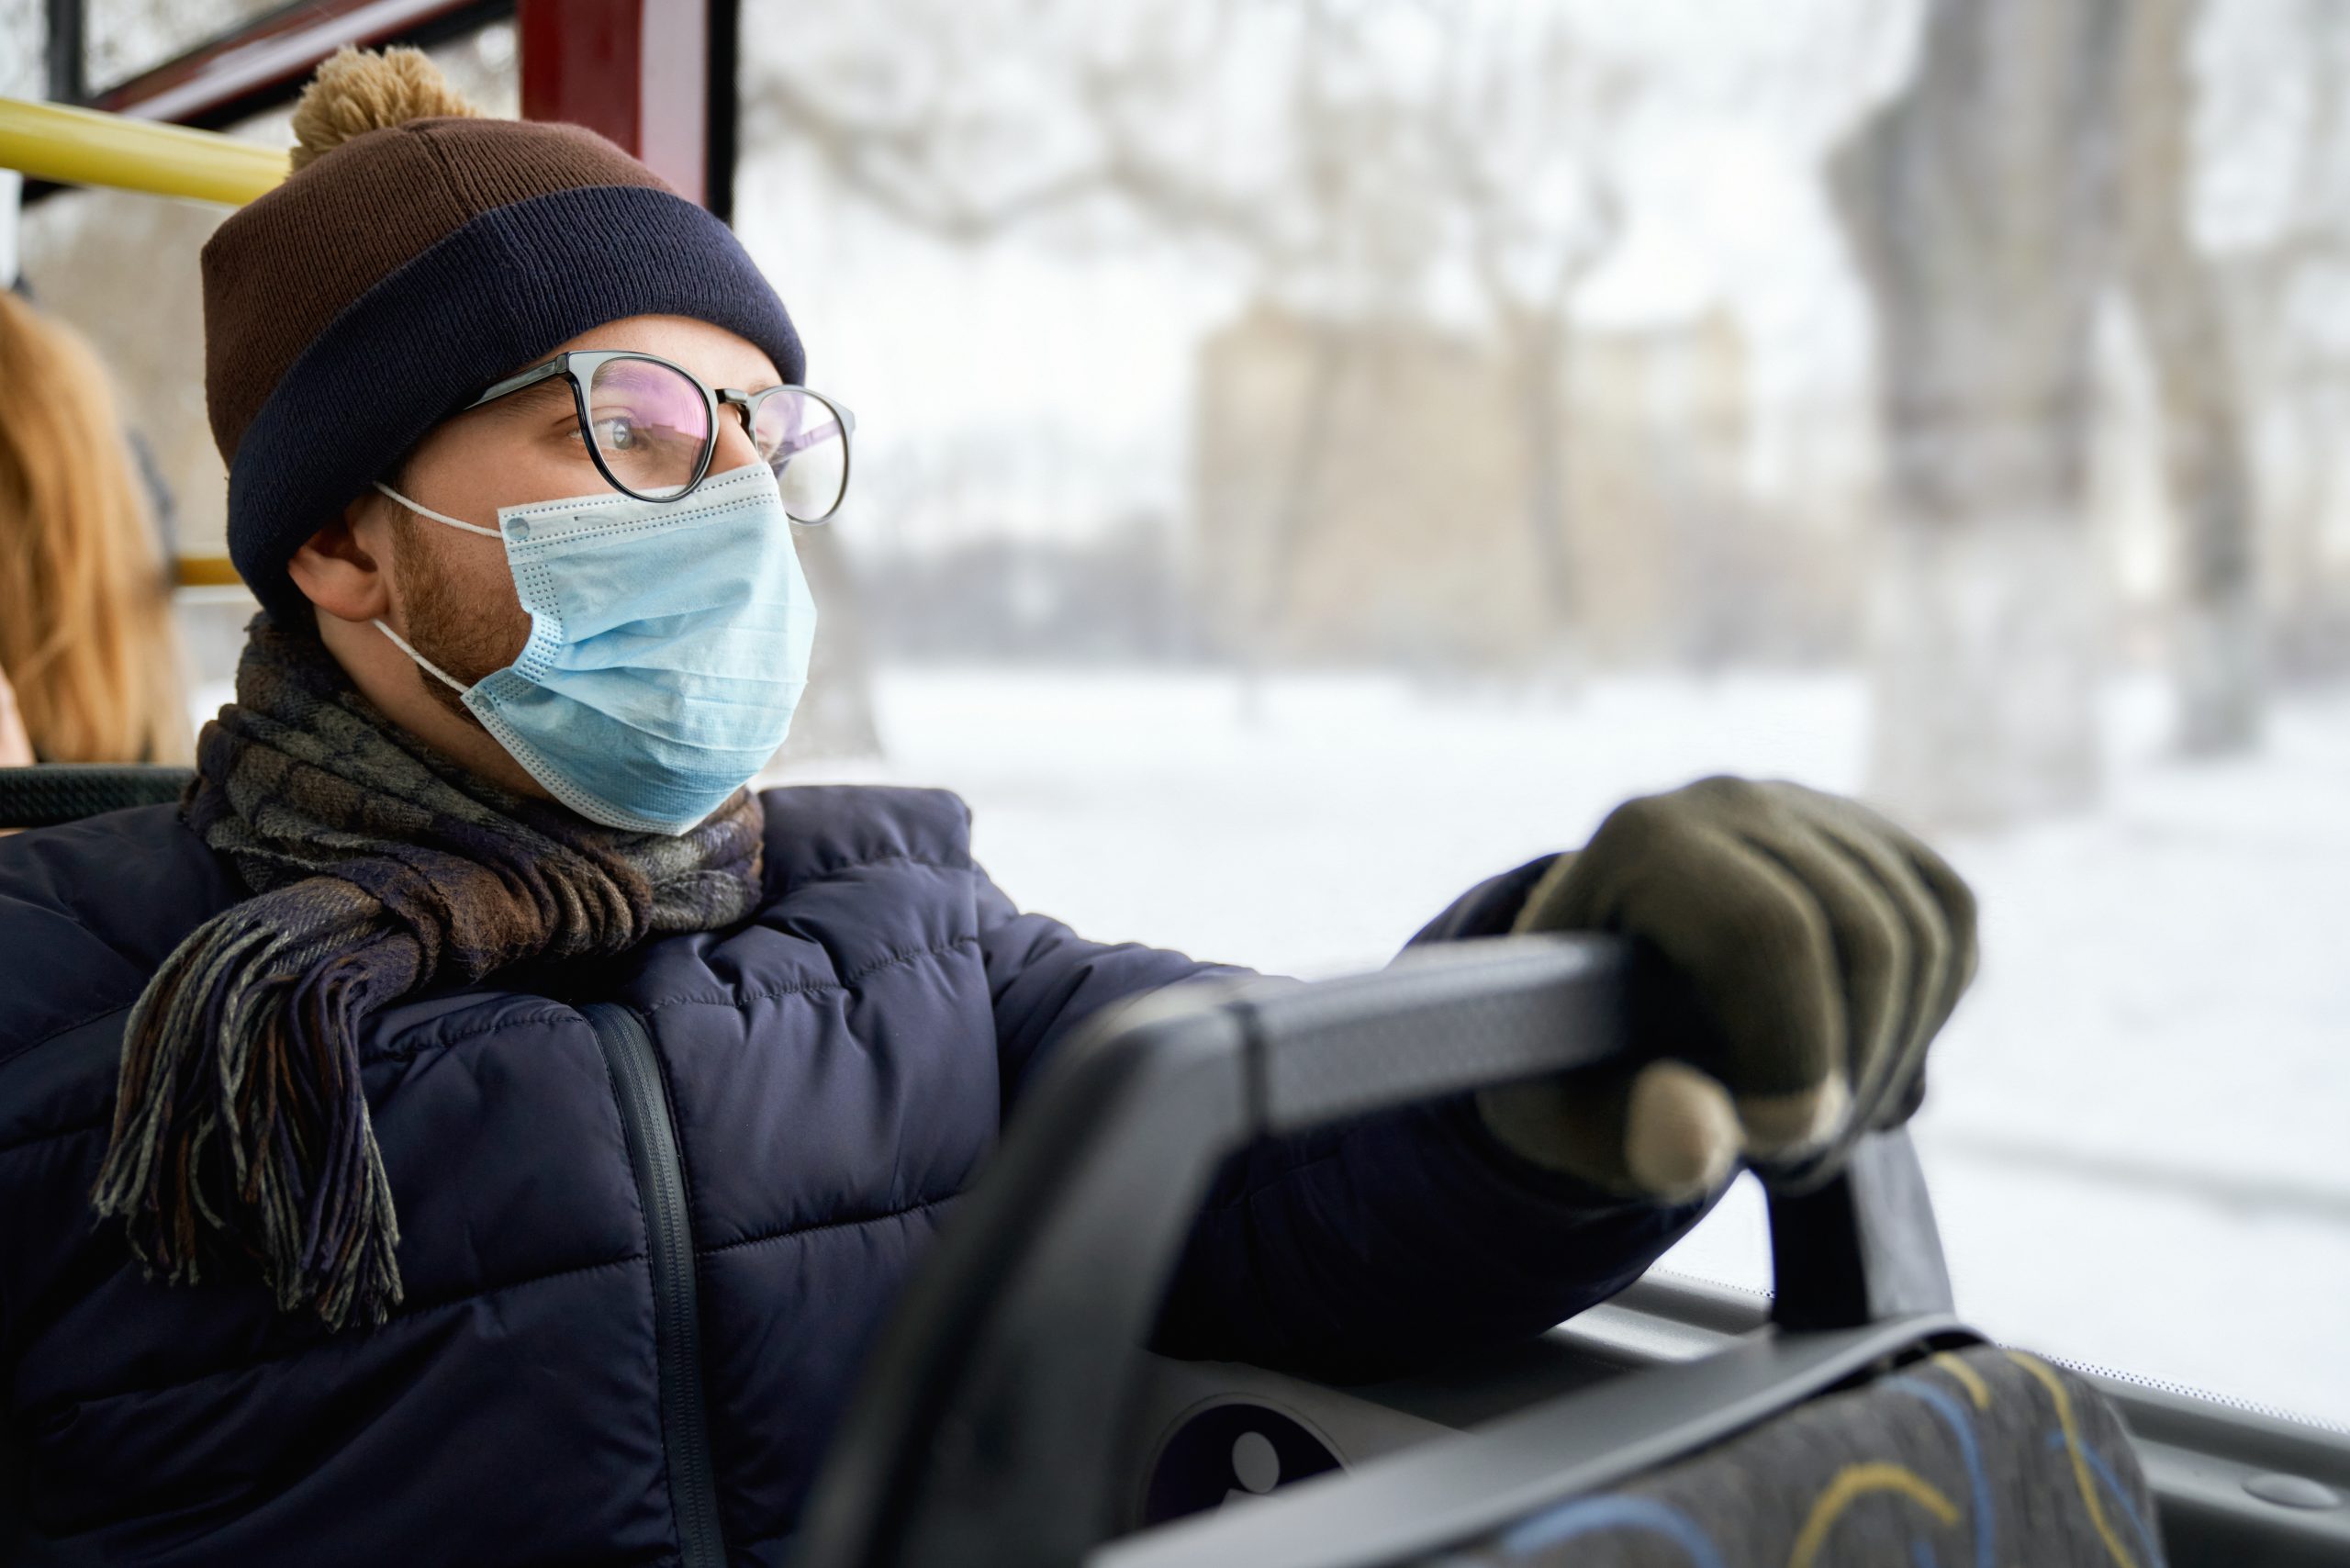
[1435,1345,2163,1568]
[0,765,193,828]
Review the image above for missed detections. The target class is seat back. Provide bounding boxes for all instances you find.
[1442,1341,2162,1568]
[0,764,194,829]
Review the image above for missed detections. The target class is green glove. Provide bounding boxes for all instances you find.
[1476,776,1976,1203]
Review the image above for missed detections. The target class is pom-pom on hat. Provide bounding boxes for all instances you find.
[202,47,803,626]
[285,44,482,170]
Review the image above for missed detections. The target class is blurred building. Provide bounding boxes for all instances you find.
[1191,302,1860,672]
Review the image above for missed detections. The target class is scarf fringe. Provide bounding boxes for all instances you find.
[95,618,763,1332]
[94,912,409,1327]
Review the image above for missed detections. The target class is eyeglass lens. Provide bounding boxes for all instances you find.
[752,390,849,522]
[585,356,713,498]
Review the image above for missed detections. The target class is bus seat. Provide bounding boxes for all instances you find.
[794,937,2171,1568]
[0,764,195,829]
[1444,1338,2158,1567]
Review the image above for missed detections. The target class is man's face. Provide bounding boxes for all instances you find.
[383,314,785,723]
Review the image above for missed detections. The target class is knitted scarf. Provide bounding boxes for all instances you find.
[93,618,767,1329]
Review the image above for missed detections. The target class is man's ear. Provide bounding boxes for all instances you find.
[286,495,396,624]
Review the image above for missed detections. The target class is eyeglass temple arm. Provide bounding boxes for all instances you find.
[774,420,849,459]
[464,357,568,411]
[731,392,856,457]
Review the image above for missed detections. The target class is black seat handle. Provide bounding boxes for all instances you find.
[789,935,1956,1568]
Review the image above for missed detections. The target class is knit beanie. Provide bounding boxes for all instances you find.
[201,47,803,626]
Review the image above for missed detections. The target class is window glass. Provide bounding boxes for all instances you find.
[736,0,2350,1428]
[84,0,295,94]
[15,22,518,703]
[0,0,43,98]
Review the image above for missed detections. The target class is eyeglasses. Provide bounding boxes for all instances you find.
[464,350,856,522]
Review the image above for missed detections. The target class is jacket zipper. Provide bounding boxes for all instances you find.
[583,1002,727,1568]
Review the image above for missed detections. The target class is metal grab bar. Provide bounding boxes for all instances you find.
[0,95,286,206]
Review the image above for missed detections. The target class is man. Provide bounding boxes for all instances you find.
[0,49,1973,1566]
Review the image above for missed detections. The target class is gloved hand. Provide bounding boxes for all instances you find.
[1476,776,1976,1203]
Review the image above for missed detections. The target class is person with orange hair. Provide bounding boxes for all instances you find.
[0,286,191,766]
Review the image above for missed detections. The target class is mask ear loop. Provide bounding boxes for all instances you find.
[373,480,503,539]
[373,619,472,696]
[367,484,493,694]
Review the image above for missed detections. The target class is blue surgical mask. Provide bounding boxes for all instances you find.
[371,462,818,834]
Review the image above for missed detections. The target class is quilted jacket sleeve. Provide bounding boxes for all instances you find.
[976,857,1719,1383]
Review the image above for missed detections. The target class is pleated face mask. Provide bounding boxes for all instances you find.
[372,462,819,834]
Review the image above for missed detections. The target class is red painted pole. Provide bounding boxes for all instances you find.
[518,0,710,207]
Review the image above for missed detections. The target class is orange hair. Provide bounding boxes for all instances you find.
[0,289,191,764]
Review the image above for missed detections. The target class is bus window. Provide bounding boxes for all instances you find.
[731,0,2350,1432]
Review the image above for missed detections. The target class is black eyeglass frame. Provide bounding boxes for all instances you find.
[463,349,857,522]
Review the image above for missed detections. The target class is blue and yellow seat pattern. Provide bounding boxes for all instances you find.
[1433,1347,2162,1568]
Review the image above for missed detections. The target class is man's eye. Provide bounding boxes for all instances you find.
[595,417,639,451]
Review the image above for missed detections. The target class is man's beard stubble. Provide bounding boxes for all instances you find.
[390,512,531,730]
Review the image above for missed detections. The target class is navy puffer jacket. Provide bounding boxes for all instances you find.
[0,785,1703,1565]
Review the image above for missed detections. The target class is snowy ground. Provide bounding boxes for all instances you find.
[767,664,2350,1430]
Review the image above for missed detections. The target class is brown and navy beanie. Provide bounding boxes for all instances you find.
[201,47,803,626]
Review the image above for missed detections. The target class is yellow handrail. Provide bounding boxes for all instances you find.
[0,96,287,207]
[175,556,245,589]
